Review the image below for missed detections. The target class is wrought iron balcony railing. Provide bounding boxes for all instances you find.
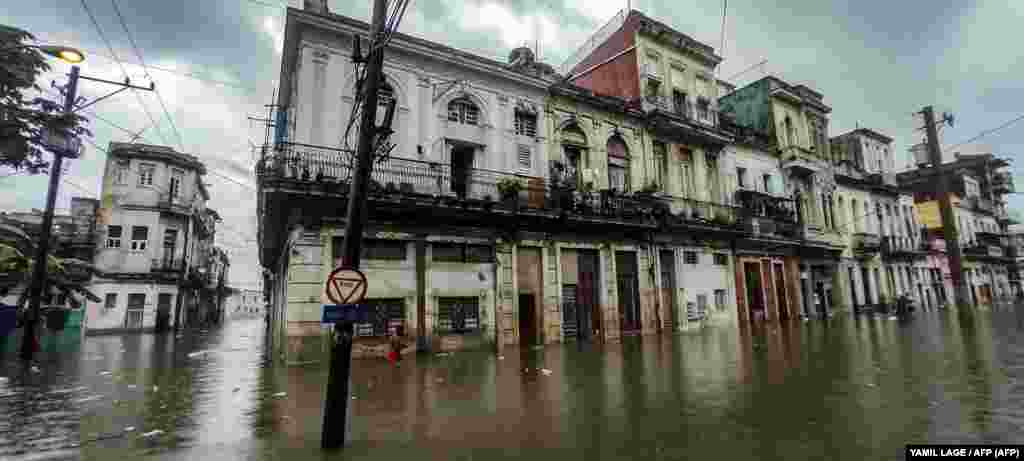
[151,257,184,272]
[853,232,881,253]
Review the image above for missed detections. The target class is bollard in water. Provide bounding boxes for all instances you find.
[322,321,354,449]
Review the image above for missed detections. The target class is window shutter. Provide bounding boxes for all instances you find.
[518,145,531,171]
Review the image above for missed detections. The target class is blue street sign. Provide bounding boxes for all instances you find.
[322,304,372,324]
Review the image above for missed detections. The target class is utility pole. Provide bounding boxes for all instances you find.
[20,66,79,361]
[322,0,389,450]
[921,105,970,308]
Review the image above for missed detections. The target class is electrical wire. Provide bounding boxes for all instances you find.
[110,0,187,152]
[943,112,1024,154]
[78,0,171,147]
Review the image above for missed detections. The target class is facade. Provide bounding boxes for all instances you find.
[899,154,1017,306]
[87,142,226,334]
[829,128,929,312]
[259,5,1021,364]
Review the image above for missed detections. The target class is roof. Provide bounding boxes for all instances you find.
[628,10,722,66]
[108,142,207,174]
[833,127,894,144]
[732,75,832,113]
[279,7,559,110]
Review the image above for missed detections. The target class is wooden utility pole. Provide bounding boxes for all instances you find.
[921,105,970,308]
[322,0,389,450]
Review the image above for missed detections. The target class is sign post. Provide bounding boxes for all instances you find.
[321,267,367,450]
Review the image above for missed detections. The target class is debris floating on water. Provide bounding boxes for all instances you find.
[152,386,159,392]
[0,377,8,383]
[272,392,287,398]
[74,395,102,403]
[30,366,40,373]
[99,371,112,376]
[127,384,137,389]
[124,427,135,432]
[498,356,504,360]
[187,350,211,358]
[141,430,164,438]
[540,368,552,376]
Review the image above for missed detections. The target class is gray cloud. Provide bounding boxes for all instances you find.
[3,0,1022,287]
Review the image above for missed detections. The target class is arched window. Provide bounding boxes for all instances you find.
[447,97,480,125]
[784,116,795,147]
[607,136,629,192]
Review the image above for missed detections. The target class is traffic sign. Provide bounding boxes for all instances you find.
[323,267,367,305]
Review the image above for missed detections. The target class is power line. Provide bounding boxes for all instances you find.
[79,0,171,147]
[110,0,187,153]
[944,112,1024,153]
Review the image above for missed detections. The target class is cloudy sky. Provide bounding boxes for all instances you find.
[1,0,1022,289]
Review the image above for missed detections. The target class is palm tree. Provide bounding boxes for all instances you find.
[0,228,99,313]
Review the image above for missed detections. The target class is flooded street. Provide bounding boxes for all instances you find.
[2,306,1024,460]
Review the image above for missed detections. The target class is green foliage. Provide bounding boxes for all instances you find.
[639,181,660,194]
[497,177,524,198]
[0,25,91,173]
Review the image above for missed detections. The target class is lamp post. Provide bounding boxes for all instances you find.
[18,45,84,361]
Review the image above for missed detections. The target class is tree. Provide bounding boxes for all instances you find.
[0,238,99,309]
[0,25,90,173]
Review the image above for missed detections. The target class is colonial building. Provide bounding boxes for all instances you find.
[719,76,845,318]
[87,142,227,334]
[829,128,929,311]
[898,153,1017,306]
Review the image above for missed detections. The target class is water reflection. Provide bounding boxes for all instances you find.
[0,307,1022,460]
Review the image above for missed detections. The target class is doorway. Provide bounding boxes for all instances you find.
[450,146,474,199]
[578,250,600,340]
[156,293,173,332]
[518,294,537,346]
[774,263,789,320]
[744,262,764,321]
[848,267,859,308]
[616,251,641,335]
[660,250,677,328]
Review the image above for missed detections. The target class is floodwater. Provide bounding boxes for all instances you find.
[2,305,1024,460]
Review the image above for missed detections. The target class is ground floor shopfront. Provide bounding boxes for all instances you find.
[264,223,740,364]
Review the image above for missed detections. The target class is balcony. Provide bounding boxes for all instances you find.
[256,142,746,266]
[975,231,1007,248]
[992,171,1015,194]
[151,257,183,273]
[734,188,799,238]
[780,145,826,176]
[962,196,995,214]
[964,243,1004,260]
[852,232,881,256]
[158,192,192,215]
[643,98,731,147]
[881,236,926,260]
[641,63,662,83]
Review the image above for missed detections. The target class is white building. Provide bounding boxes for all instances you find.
[85,142,227,334]
[226,288,264,319]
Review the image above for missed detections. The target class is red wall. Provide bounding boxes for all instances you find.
[569,13,641,102]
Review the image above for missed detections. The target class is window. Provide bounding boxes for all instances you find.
[360,239,406,261]
[126,293,145,329]
[514,111,537,137]
[114,160,129,185]
[607,136,629,192]
[447,98,479,125]
[517,145,531,171]
[130,226,148,251]
[679,148,693,197]
[170,169,183,199]
[762,174,773,194]
[714,289,727,312]
[672,89,687,115]
[652,141,668,189]
[432,243,494,263]
[104,293,117,310]
[355,298,405,337]
[696,99,710,121]
[138,163,155,186]
[737,167,747,188]
[106,225,123,248]
[437,297,481,334]
[684,251,698,265]
[714,253,728,266]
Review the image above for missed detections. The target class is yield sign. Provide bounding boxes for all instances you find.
[323,267,368,305]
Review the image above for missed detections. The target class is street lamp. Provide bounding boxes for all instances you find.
[36,45,85,64]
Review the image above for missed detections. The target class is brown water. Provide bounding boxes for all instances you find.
[2,305,1023,460]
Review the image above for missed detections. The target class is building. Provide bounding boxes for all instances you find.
[898,153,1018,306]
[719,76,847,318]
[87,142,227,334]
[829,128,929,311]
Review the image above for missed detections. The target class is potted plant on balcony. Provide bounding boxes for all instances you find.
[497,177,524,209]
